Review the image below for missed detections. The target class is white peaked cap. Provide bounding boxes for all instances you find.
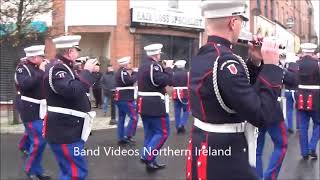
[144,43,163,56]
[52,35,81,50]
[300,43,317,53]
[238,29,252,41]
[175,60,187,68]
[200,0,249,21]
[24,45,45,57]
[117,56,131,65]
[285,52,299,63]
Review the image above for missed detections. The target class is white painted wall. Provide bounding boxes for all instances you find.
[65,0,117,26]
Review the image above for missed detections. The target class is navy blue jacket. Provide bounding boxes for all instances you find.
[137,57,173,116]
[15,61,45,123]
[189,36,284,128]
[43,56,97,144]
[172,68,189,101]
[296,56,320,112]
[115,67,137,101]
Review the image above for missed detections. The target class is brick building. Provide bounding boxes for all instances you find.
[250,0,317,44]
[48,0,204,68]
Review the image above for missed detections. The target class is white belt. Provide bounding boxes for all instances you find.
[173,87,188,90]
[298,85,320,90]
[194,118,245,133]
[48,106,88,118]
[116,86,135,91]
[47,106,96,142]
[21,96,43,104]
[138,91,165,100]
[285,89,295,92]
[21,96,47,119]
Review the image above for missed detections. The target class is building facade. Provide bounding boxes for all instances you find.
[250,0,317,45]
[48,0,204,68]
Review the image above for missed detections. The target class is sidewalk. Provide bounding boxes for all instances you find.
[0,106,174,134]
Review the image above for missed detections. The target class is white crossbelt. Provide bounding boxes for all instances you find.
[298,85,320,90]
[173,87,188,90]
[138,91,165,100]
[194,118,245,133]
[116,86,135,91]
[21,96,43,104]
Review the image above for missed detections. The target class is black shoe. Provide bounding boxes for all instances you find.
[20,148,29,157]
[126,137,136,144]
[302,155,309,160]
[180,126,186,133]
[309,150,318,160]
[288,129,294,134]
[140,157,147,164]
[37,174,51,180]
[26,174,40,180]
[154,161,166,169]
[109,120,117,125]
[146,162,160,172]
[117,140,129,146]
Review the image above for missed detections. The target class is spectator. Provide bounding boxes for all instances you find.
[101,65,117,125]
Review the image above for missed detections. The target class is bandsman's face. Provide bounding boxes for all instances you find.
[31,55,44,65]
[229,16,245,43]
[68,48,80,61]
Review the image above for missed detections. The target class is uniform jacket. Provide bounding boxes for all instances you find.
[189,36,284,128]
[15,61,45,123]
[296,56,320,111]
[172,68,189,101]
[283,62,299,90]
[115,67,137,101]
[43,55,97,144]
[137,57,173,116]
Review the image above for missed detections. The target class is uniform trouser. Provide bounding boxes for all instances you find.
[116,101,138,140]
[141,115,170,163]
[186,126,259,180]
[285,91,295,130]
[24,120,47,175]
[297,110,320,156]
[19,129,30,152]
[49,141,88,180]
[173,100,189,129]
[256,121,287,180]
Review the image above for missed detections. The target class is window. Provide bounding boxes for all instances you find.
[168,0,179,9]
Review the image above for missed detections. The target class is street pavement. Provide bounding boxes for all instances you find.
[1,117,319,180]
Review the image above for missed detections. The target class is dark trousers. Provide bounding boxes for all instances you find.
[110,91,116,120]
[92,88,102,107]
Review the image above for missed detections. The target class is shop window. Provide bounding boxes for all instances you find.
[138,34,199,69]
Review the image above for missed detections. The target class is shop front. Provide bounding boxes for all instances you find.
[130,7,204,68]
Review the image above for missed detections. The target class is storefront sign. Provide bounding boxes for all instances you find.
[131,7,204,30]
[254,15,276,38]
[275,23,295,53]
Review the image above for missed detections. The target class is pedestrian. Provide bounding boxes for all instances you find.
[137,43,173,172]
[114,56,138,145]
[172,60,189,134]
[296,43,320,160]
[186,1,285,179]
[43,35,99,179]
[100,65,117,124]
[15,45,50,180]
[92,70,102,108]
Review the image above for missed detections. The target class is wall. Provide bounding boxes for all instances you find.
[65,0,117,26]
